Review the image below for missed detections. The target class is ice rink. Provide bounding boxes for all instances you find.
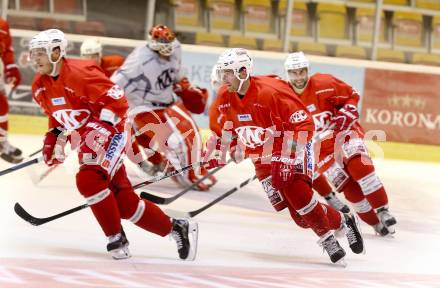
[1,134,440,288]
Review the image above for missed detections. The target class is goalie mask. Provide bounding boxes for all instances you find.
[148,24,176,57]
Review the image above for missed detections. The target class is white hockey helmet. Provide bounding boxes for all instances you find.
[284,51,309,72]
[29,29,68,60]
[147,24,176,56]
[80,38,102,57]
[210,64,221,91]
[216,48,253,91]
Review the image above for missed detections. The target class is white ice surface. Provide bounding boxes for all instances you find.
[0,134,440,288]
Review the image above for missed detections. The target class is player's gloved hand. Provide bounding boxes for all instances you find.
[81,120,118,154]
[270,153,296,190]
[43,128,67,166]
[5,64,22,89]
[331,104,359,132]
[202,134,224,169]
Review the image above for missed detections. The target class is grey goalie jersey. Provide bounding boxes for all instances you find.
[111,41,183,115]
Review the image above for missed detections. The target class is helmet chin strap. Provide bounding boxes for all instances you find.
[235,71,250,94]
[48,55,62,77]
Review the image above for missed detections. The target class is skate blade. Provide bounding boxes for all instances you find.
[184,221,199,261]
[110,246,131,260]
[335,258,347,268]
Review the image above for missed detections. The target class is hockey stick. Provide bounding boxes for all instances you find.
[28,148,43,158]
[140,158,233,204]
[0,156,43,177]
[14,202,88,226]
[165,174,257,218]
[14,161,208,226]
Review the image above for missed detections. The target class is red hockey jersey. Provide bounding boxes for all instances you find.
[32,58,128,132]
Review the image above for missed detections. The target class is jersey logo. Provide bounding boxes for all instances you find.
[237,114,252,122]
[156,68,175,90]
[107,85,124,100]
[51,97,66,106]
[306,104,316,112]
[289,110,308,123]
[52,109,91,130]
[235,126,274,148]
[312,111,333,131]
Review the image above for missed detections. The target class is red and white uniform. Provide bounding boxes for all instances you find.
[112,42,214,189]
[32,58,172,238]
[0,17,20,142]
[210,76,343,237]
[295,73,389,227]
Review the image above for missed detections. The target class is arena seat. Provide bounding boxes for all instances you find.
[243,0,271,33]
[410,52,440,66]
[296,41,327,56]
[261,39,286,52]
[317,3,347,40]
[195,32,225,46]
[376,48,406,63]
[356,8,386,43]
[208,0,236,31]
[335,45,368,59]
[393,11,423,48]
[172,0,202,27]
[415,0,440,10]
[279,1,309,37]
[228,35,258,50]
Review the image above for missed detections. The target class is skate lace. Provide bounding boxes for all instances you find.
[345,225,357,245]
[171,231,183,249]
[322,238,340,255]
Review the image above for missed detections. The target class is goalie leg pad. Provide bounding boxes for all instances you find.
[76,166,121,236]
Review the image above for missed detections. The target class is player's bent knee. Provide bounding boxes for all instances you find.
[76,167,109,197]
[115,189,141,220]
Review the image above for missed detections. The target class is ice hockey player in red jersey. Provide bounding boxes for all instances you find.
[29,29,198,260]
[206,48,364,264]
[80,38,124,78]
[111,24,216,190]
[284,51,397,236]
[0,17,23,163]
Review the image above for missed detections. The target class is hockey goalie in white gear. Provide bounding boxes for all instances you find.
[111,24,216,191]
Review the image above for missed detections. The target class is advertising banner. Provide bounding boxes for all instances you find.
[361,68,440,145]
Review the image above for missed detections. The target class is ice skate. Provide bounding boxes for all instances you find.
[376,206,396,234]
[171,218,198,261]
[107,228,131,260]
[324,192,350,213]
[0,140,23,164]
[342,213,364,254]
[318,231,346,264]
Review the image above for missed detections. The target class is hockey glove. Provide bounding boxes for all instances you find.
[5,64,22,89]
[43,128,67,166]
[331,104,359,132]
[271,153,296,191]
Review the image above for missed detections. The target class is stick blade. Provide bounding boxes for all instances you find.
[140,191,168,204]
[164,208,191,219]
[14,203,44,226]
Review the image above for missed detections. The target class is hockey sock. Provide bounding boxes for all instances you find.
[76,167,121,236]
[0,92,8,140]
[346,156,388,209]
[342,178,379,226]
[111,166,172,236]
[312,174,333,197]
[284,179,330,237]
